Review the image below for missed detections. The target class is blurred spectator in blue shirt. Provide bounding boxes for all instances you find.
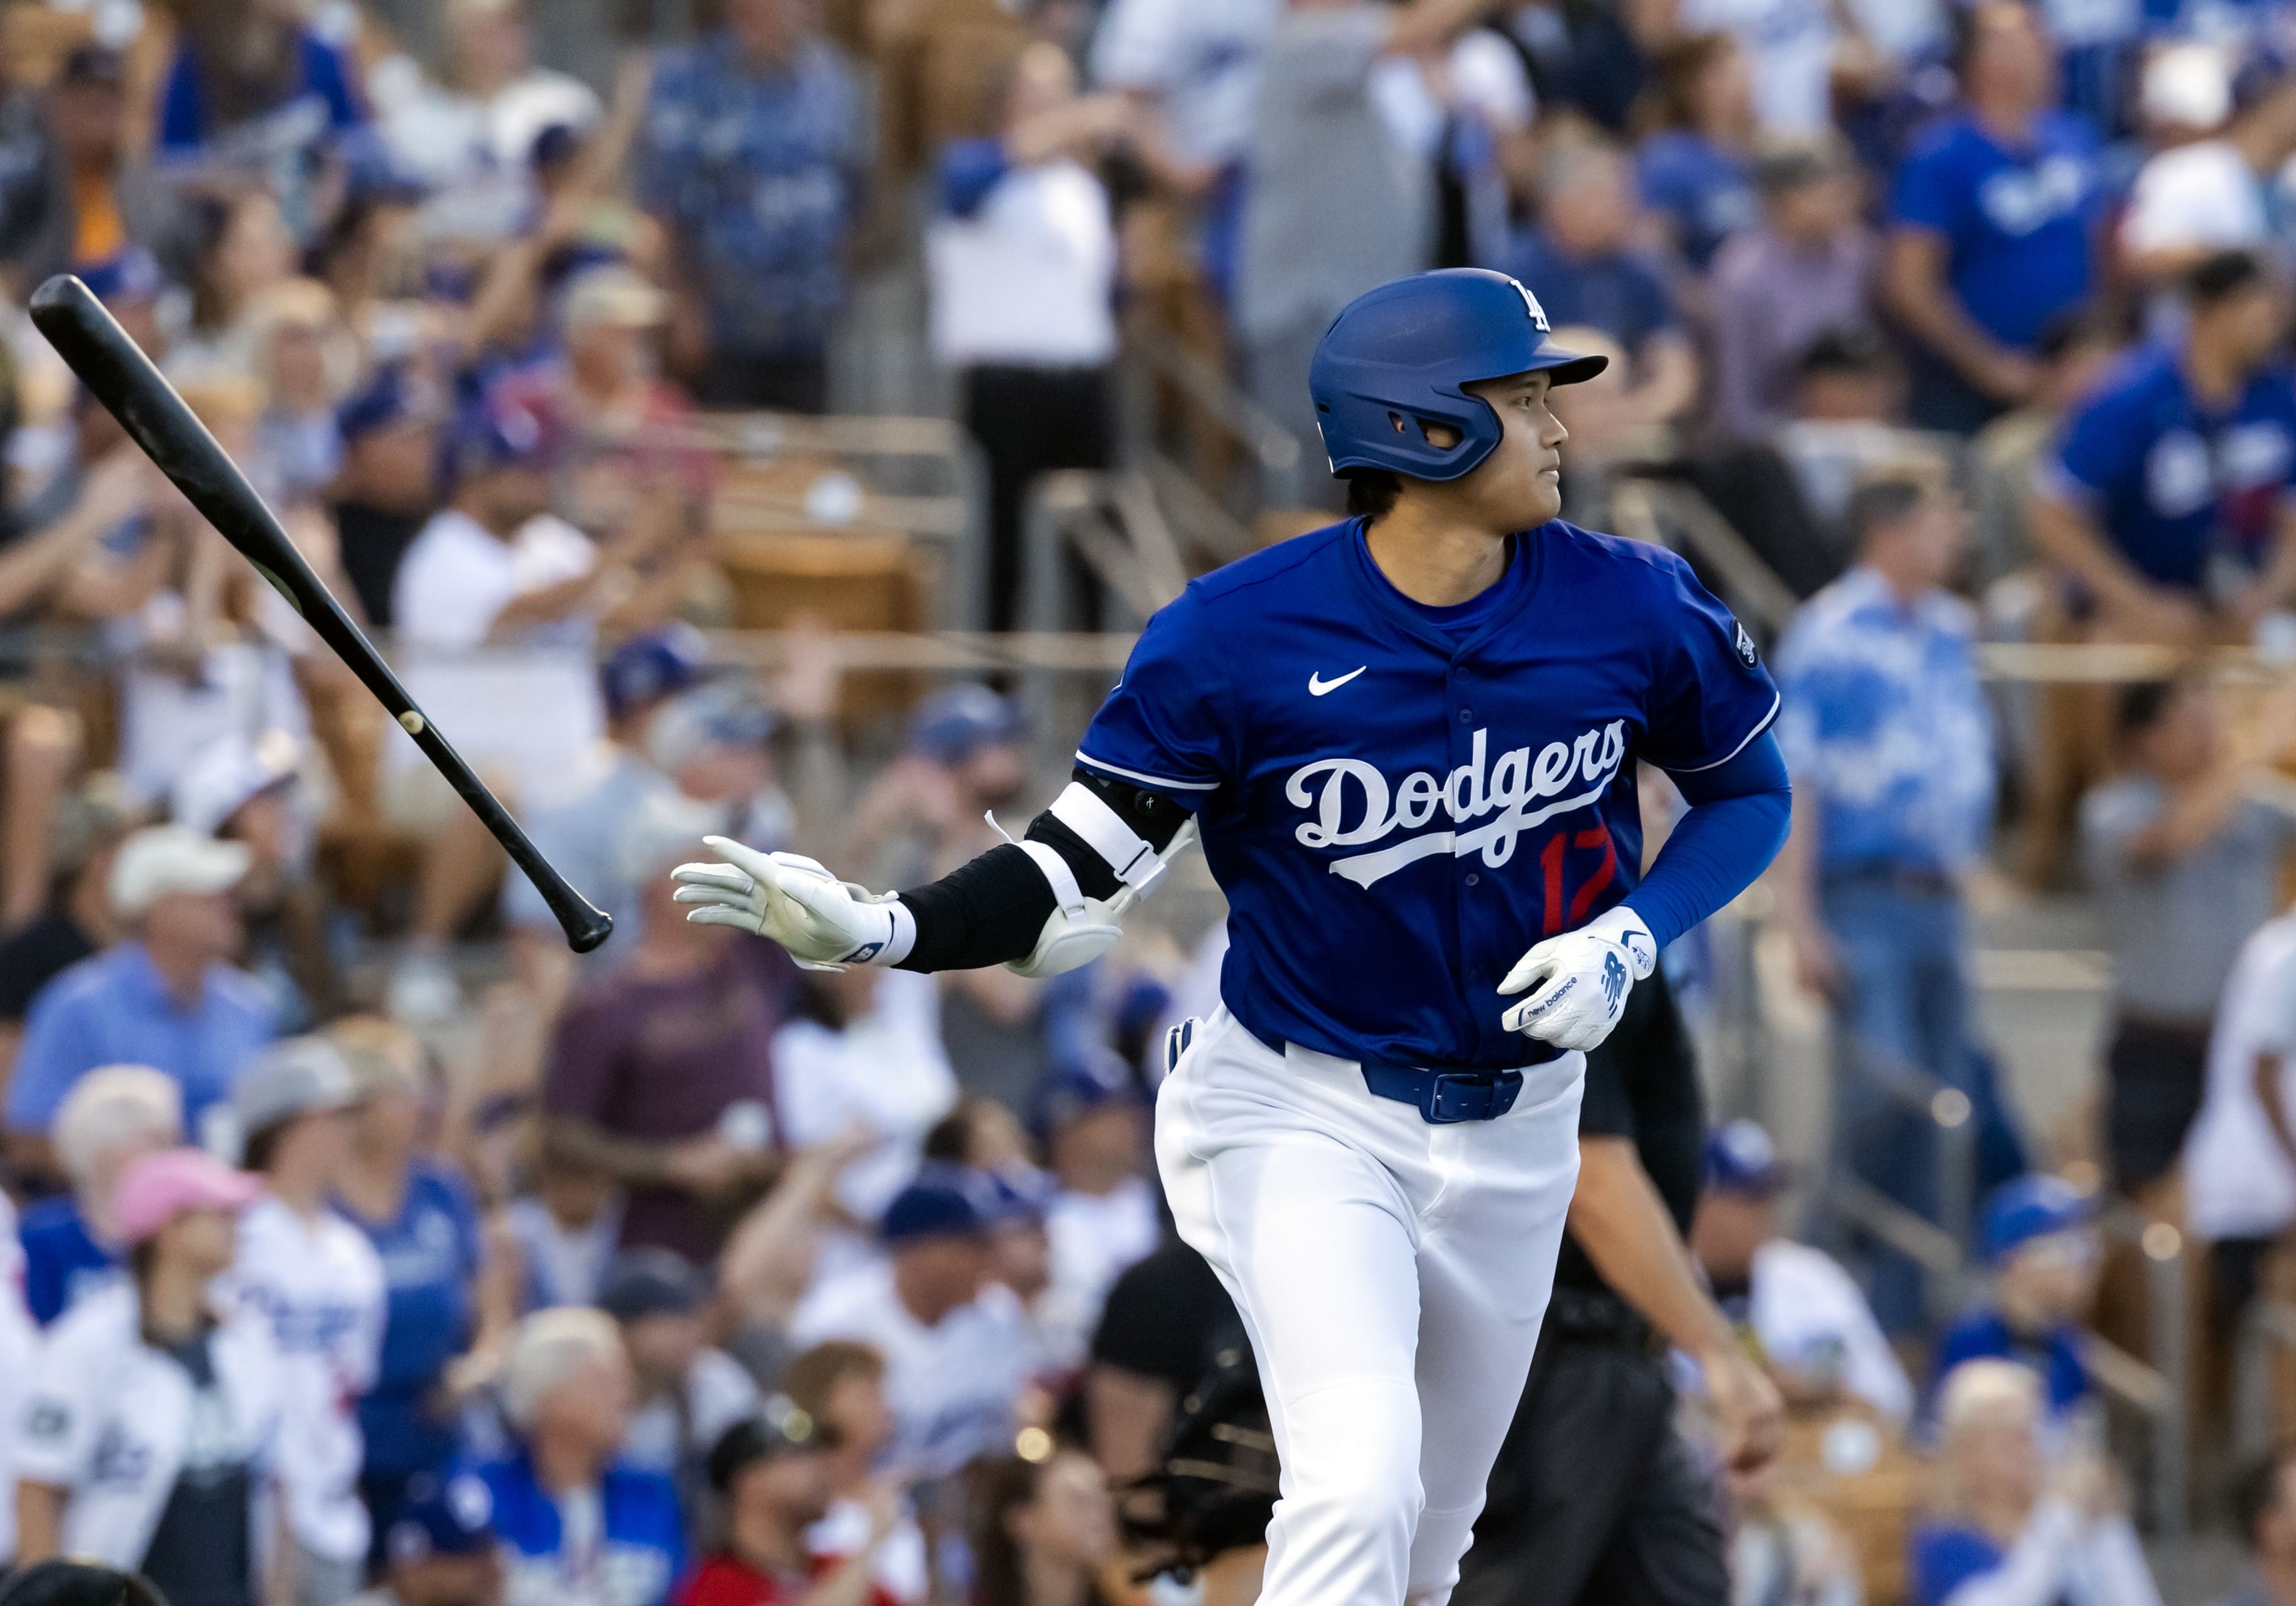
[156,0,365,239]
[2030,250,2296,645]
[371,1470,507,1606]
[1910,1359,2159,1606]
[16,1065,181,1326]
[1504,139,1699,427]
[331,1017,504,1561]
[1633,33,1757,274]
[1929,1175,2099,1425]
[1884,0,2101,436]
[637,0,866,414]
[1774,464,2000,1332]
[482,1307,686,1606]
[5,826,276,1173]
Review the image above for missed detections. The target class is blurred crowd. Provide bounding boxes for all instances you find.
[6,0,2296,1598]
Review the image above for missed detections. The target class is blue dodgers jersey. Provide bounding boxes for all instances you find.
[2044,342,2296,591]
[1081,519,1779,1071]
[1890,112,2098,352]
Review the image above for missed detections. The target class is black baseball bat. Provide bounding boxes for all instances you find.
[30,274,613,953]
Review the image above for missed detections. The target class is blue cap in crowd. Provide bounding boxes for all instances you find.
[79,247,164,307]
[338,364,446,445]
[1028,1045,1141,1144]
[986,1166,1054,1227]
[384,1470,495,1565]
[646,681,779,773]
[880,1163,1001,1246]
[907,685,1020,765]
[1704,1119,1792,1199]
[601,624,711,721]
[444,396,551,485]
[596,1248,708,1323]
[1981,1173,2096,1264]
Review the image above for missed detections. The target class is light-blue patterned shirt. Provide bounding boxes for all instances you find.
[1774,566,1995,876]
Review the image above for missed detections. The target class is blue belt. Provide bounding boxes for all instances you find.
[1244,1023,1525,1125]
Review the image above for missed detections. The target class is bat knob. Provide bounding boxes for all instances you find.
[566,906,615,954]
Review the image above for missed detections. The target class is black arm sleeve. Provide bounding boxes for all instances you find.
[892,766,1190,973]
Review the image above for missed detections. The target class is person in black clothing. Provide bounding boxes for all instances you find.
[1084,1235,1242,1488]
[0,776,134,1047]
[1452,968,1784,1606]
[328,364,445,629]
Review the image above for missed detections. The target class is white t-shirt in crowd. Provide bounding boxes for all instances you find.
[928,160,1119,369]
[807,1497,929,1605]
[505,1194,625,1311]
[1678,0,1836,132]
[774,972,959,1284]
[15,1281,286,1571]
[2120,139,2265,260]
[1089,0,1283,168]
[379,69,601,245]
[224,1196,388,1563]
[2184,912,2296,1242]
[790,1263,1032,1477]
[1046,1176,1161,1355]
[390,509,603,807]
[620,1349,760,1477]
[1745,1238,1914,1425]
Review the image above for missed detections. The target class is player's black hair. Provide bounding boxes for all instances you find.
[1344,470,1404,522]
[2187,248,2266,308]
[2231,1446,2296,1549]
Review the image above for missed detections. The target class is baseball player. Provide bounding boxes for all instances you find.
[672,268,1793,1606]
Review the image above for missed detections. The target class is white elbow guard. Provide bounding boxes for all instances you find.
[994,799,1200,978]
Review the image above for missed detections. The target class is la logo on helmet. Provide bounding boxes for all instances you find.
[1509,278,1550,333]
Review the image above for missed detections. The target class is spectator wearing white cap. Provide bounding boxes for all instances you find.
[13,1147,286,1605]
[1688,1119,1911,1426]
[3,825,274,1172]
[16,1065,183,1327]
[377,0,600,243]
[224,1037,389,1606]
[2120,46,2296,298]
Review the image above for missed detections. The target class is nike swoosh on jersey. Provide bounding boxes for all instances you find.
[1308,667,1368,696]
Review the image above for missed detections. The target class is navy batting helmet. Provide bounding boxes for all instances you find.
[1309,269,1608,483]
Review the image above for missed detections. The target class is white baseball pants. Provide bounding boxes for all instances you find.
[1155,1006,1584,1606]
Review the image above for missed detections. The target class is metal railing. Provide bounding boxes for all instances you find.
[1121,333,1307,520]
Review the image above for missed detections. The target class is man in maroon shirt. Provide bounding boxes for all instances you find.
[542,796,796,1261]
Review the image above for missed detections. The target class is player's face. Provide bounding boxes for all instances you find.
[1456,372,1570,530]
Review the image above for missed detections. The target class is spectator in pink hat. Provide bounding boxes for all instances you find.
[13,1148,289,1606]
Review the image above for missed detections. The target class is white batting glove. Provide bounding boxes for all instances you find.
[1498,905,1657,1052]
[671,836,909,971]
